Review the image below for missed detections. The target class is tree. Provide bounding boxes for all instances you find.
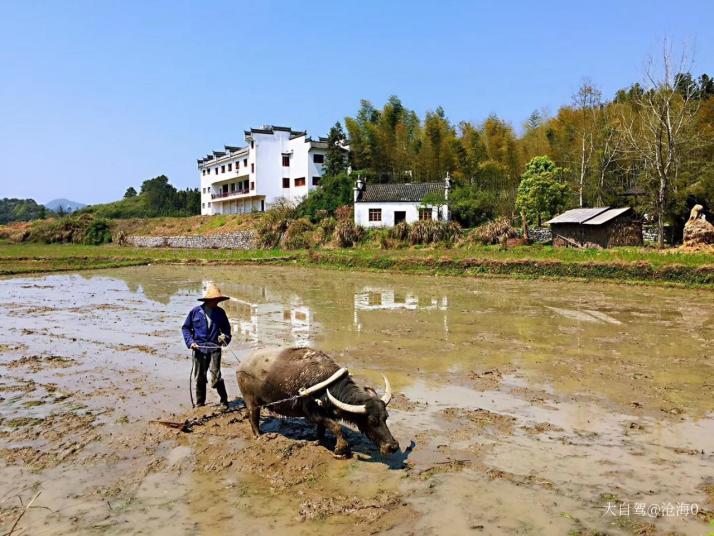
[421,189,449,221]
[621,41,700,247]
[124,187,137,198]
[141,175,177,215]
[324,122,348,177]
[444,186,497,227]
[516,156,568,226]
[572,80,601,207]
[297,172,354,220]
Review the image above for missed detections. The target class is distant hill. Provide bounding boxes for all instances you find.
[44,198,86,213]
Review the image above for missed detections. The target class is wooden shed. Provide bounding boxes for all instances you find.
[546,207,643,248]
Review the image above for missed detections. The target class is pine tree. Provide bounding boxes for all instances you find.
[324,122,347,177]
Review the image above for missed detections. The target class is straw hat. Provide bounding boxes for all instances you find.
[198,283,230,302]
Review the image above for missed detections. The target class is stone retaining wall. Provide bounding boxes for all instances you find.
[527,227,552,243]
[124,231,256,249]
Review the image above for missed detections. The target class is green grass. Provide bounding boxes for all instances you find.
[1,242,713,287]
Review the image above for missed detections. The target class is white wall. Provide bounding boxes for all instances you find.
[198,129,325,215]
[355,202,447,228]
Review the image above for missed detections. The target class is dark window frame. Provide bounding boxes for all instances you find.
[313,153,324,164]
[282,155,290,167]
[282,177,290,188]
[312,176,320,186]
[368,208,382,222]
[294,177,306,187]
[419,207,432,220]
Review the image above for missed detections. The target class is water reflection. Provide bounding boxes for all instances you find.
[20,265,714,416]
[218,282,314,347]
[353,286,448,335]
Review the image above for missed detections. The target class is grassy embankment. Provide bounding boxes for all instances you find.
[2,242,714,288]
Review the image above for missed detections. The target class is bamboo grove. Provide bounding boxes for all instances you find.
[337,68,714,241]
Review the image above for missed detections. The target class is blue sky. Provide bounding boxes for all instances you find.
[1,0,712,204]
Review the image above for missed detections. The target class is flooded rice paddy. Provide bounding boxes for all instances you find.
[0,265,712,535]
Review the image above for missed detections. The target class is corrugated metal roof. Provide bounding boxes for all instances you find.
[546,207,610,225]
[583,207,632,225]
[356,182,443,203]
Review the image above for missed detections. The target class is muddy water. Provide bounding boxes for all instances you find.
[1,265,712,535]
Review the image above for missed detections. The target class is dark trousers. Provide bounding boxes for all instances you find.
[193,350,227,405]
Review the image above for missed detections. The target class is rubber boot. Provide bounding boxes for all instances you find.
[216,380,229,408]
[195,381,207,407]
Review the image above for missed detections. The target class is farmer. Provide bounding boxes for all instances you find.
[181,283,232,407]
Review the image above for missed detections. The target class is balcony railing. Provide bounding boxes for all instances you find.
[211,189,250,199]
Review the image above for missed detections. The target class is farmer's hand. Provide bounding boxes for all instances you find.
[218,334,227,346]
[191,343,199,350]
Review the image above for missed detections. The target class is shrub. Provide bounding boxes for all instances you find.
[297,172,353,221]
[84,219,112,245]
[333,220,365,247]
[406,220,463,245]
[389,222,410,241]
[281,218,314,250]
[334,205,353,222]
[448,187,498,227]
[254,199,298,248]
[26,213,98,244]
[310,217,338,247]
[468,217,519,245]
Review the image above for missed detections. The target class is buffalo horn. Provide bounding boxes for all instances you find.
[381,375,392,405]
[327,389,367,414]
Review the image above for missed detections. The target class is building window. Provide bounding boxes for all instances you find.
[313,154,324,164]
[214,168,218,175]
[282,155,290,167]
[419,208,432,220]
[202,202,205,208]
[312,176,320,186]
[228,163,232,172]
[221,165,225,173]
[207,202,211,207]
[294,177,306,187]
[251,140,254,148]
[282,177,290,188]
[251,163,254,173]
[250,182,255,190]
[368,208,382,222]
[244,159,247,167]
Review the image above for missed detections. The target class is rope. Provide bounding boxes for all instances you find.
[189,356,195,408]
[192,343,242,364]
[186,343,340,412]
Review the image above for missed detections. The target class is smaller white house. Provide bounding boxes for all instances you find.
[353,175,451,228]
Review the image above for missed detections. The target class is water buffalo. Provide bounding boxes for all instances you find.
[236,346,399,457]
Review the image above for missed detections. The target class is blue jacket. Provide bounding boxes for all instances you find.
[182,305,232,350]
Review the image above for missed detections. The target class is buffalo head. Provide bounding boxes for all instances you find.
[327,375,399,455]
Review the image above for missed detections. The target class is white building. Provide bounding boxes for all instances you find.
[353,175,451,228]
[197,125,329,215]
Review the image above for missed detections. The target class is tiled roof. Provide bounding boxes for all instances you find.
[357,182,444,203]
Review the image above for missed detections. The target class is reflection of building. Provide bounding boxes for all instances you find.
[353,287,448,334]
[354,287,447,312]
[205,281,314,346]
